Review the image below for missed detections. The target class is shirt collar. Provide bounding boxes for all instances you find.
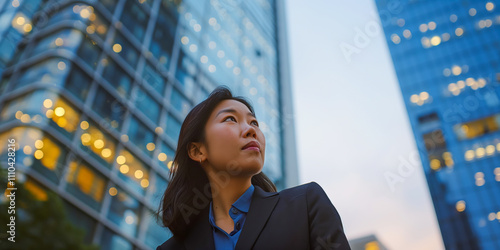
[232,184,254,213]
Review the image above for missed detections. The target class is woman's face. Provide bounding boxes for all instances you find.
[202,99,265,176]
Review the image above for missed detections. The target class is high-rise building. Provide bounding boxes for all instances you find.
[375,0,500,249]
[0,0,298,248]
[349,234,388,250]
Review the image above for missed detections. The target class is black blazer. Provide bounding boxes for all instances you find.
[157,182,351,250]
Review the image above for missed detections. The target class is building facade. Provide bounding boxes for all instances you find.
[375,0,500,249]
[0,0,298,249]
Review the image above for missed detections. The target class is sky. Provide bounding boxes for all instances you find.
[285,1,445,249]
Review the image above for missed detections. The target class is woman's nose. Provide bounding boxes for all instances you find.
[242,123,257,138]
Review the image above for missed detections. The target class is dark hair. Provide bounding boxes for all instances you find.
[157,86,276,239]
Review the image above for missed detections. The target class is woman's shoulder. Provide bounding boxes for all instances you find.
[156,236,183,250]
[278,181,326,199]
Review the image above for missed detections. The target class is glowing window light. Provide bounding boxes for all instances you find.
[419,23,428,32]
[428,21,437,30]
[486,2,494,11]
[469,8,477,16]
[456,200,466,212]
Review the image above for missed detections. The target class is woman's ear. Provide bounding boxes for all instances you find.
[188,142,205,162]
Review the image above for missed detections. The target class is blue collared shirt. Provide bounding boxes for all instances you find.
[209,184,255,250]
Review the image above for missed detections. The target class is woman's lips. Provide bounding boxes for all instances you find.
[243,146,260,152]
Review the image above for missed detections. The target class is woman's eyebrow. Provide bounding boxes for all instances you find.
[215,108,256,118]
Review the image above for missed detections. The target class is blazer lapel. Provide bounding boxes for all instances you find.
[183,205,216,250]
[235,186,280,250]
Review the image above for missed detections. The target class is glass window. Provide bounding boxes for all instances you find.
[166,114,181,142]
[98,0,118,13]
[87,10,110,40]
[453,113,500,140]
[0,127,41,168]
[142,62,166,94]
[14,58,71,90]
[101,57,132,97]
[92,86,126,131]
[110,31,139,68]
[149,174,168,208]
[100,227,133,250]
[144,209,172,249]
[128,116,156,157]
[62,201,97,243]
[0,75,10,95]
[175,50,197,96]
[134,87,160,123]
[0,90,52,123]
[170,87,191,116]
[65,159,106,211]
[106,186,142,237]
[31,135,68,184]
[155,142,175,172]
[65,64,91,101]
[149,6,176,69]
[79,119,117,168]
[115,148,150,195]
[31,29,83,56]
[44,96,81,138]
[77,37,101,69]
[121,0,148,41]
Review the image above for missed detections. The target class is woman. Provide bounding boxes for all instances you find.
[157,86,350,250]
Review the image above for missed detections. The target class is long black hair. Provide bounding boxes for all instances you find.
[157,86,276,239]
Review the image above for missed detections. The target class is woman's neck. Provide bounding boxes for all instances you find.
[208,174,252,221]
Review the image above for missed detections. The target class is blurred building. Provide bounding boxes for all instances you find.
[375,0,500,249]
[0,0,298,249]
[349,234,388,250]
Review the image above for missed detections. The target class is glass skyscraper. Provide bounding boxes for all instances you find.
[0,0,298,248]
[375,0,500,249]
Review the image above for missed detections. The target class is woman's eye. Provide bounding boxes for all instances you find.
[224,116,236,122]
[251,120,259,126]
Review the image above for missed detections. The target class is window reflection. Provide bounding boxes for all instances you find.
[65,159,105,211]
[175,50,197,96]
[135,87,160,123]
[14,58,71,90]
[144,209,172,249]
[166,114,181,142]
[101,57,132,97]
[106,186,142,237]
[98,0,118,13]
[142,62,166,94]
[63,200,97,243]
[170,87,191,116]
[100,227,133,250]
[121,0,148,41]
[150,6,176,69]
[65,64,91,101]
[128,116,156,157]
[92,86,126,131]
[149,174,168,208]
[31,29,83,56]
[0,90,54,123]
[77,37,101,69]
[110,32,139,68]
[115,148,150,195]
[79,120,116,168]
